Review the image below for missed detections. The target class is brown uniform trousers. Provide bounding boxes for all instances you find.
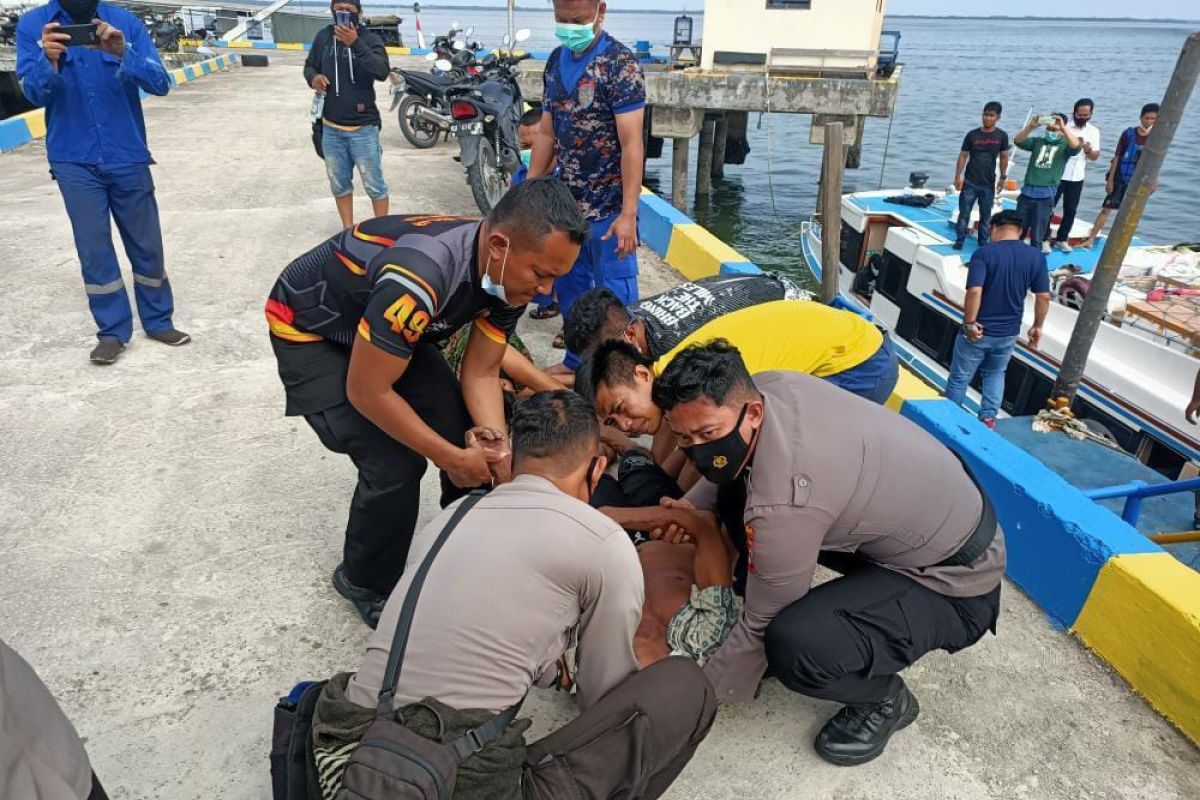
[522,657,718,800]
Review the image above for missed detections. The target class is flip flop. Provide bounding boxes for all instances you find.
[552,332,566,349]
[530,303,560,320]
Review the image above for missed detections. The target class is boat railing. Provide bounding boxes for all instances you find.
[1084,477,1200,534]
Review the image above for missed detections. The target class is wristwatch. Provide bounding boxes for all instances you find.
[962,321,982,335]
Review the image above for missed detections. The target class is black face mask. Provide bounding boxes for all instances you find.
[682,404,754,485]
[1074,116,1090,128]
[60,0,99,25]
[332,9,361,27]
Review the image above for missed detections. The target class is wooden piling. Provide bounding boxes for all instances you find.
[712,115,728,179]
[672,137,690,210]
[697,117,715,197]
[820,121,845,305]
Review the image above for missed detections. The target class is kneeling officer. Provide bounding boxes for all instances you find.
[654,341,1005,766]
[265,179,586,626]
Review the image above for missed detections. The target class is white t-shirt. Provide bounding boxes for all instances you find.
[1062,121,1101,182]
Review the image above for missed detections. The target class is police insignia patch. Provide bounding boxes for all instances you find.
[577,78,595,109]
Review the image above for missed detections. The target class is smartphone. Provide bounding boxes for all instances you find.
[1037,116,1057,127]
[334,10,351,27]
[59,23,100,47]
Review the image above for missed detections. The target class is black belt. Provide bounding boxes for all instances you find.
[934,461,998,568]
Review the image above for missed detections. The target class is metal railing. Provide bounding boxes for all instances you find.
[1084,476,1200,526]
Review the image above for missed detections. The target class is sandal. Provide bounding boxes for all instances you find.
[529,302,561,320]
[552,332,566,350]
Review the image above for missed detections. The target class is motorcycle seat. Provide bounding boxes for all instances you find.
[403,71,455,92]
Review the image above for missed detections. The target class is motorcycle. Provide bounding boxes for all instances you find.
[444,29,533,213]
[389,26,483,149]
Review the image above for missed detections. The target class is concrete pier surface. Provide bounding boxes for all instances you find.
[1,52,1198,800]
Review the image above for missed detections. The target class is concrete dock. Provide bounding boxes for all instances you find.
[1,52,1198,800]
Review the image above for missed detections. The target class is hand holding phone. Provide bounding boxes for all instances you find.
[335,10,351,27]
[58,23,100,47]
[40,22,72,64]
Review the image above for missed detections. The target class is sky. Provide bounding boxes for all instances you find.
[471,1,1199,20]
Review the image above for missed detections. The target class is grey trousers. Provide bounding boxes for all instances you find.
[523,657,718,800]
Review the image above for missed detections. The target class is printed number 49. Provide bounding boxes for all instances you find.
[384,294,431,344]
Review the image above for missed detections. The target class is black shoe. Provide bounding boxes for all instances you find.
[90,337,126,365]
[331,563,387,629]
[952,239,965,251]
[814,683,920,766]
[147,328,192,346]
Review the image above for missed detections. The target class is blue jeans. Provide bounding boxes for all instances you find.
[1017,191,1054,248]
[823,335,900,404]
[556,214,640,320]
[955,181,995,245]
[52,162,175,342]
[322,124,388,200]
[945,333,1018,420]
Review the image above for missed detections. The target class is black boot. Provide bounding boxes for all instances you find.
[331,563,387,629]
[814,682,920,766]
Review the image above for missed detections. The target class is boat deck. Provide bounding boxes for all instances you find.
[996,418,1200,570]
[846,192,1154,275]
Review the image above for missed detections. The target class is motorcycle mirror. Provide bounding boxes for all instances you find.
[435,58,453,72]
[453,39,466,51]
[515,29,531,43]
[502,33,510,46]
[466,26,474,36]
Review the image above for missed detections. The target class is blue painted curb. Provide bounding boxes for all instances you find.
[900,399,1162,626]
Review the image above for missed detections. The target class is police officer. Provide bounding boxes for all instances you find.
[648,340,1005,766]
[265,179,586,626]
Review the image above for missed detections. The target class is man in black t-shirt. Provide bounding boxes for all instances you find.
[953,102,1011,250]
[265,179,587,625]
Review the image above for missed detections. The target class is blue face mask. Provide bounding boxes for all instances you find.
[1045,132,1063,143]
[555,14,599,53]
[482,235,511,304]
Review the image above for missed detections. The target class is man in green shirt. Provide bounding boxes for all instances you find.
[1013,112,1081,253]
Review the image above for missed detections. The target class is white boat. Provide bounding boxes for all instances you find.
[800,187,1200,475]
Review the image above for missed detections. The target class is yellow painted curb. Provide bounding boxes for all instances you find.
[665,224,745,281]
[19,108,47,139]
[386,46,413,55]
[227,40,253,49]
[1074,553,1200,745]
[277,42,304,51]
[886,367,940,412]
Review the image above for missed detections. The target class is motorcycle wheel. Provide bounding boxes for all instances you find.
[398,95,441,149]
[467,138,510,215]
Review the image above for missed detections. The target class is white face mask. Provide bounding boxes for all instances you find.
[482,235,510,304]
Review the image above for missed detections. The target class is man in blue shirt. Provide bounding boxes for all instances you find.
[945,210,1051,427]
[529,0,645,348]
[17,0,189,365]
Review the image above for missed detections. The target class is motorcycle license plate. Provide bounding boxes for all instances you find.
[455,122,484,135]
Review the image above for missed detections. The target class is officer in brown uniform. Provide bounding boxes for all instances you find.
[651,340,1005,766]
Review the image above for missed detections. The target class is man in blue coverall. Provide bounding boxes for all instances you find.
[17,0,190,365]
[528,0,645,351]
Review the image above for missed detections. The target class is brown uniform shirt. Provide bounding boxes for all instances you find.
[1,640,93,800]
[686,371,1006,702]
[347,475,644,713]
